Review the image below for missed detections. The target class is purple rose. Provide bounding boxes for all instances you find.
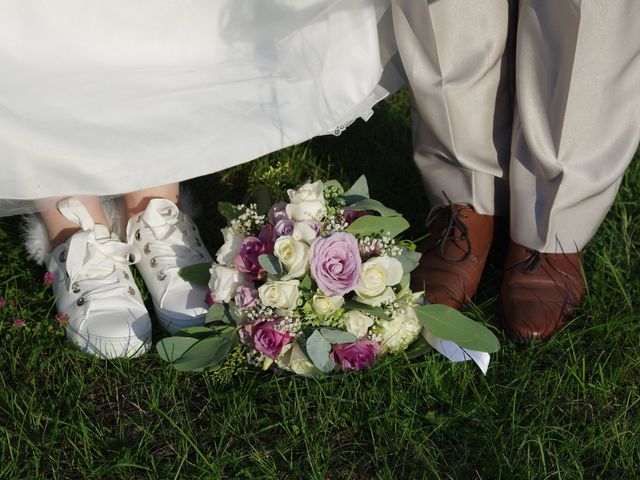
[258,224,275,253]
[235,285,257,310]
[310,232,361,296]
[331,341,380,371]
[268,202,288,226]
[342,209,368,225]
[251,320,293,359]
[274,219,296,239]
[234,236,269,281]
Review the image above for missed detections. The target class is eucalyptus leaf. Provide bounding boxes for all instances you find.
[206,303,226,324]
[299,274,315,291]
[397,247,422,273]
[171,326,238,371]
[414,304,500,353]
[156,336,200,363]
[319,328,358,344]
[345,215,410,238]
[343,175,370,204]
[178,262,211,286]
[306,330,334,373]
[218,202,240,222]
[258,254,283,277]
[174,326,220,339]
[346,199,399,217]
[343,300,392,321]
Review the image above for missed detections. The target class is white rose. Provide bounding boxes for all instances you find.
[355,256,404,305]
[312,293,345,316]
[277,343,321,377]
[292,222,319,244]
[286,202,327,222]
[208,264,246,303]
[344,310,374,338]
[377,307,422,353]
[287,180,325,203]
[286,181,327,221]
[215,228,245,266]
[273,236,310,280]
[355,286,396,306]
[289,343,322,377]
[258,280,300,311]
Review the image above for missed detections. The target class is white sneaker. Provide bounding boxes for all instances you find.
[47,198,152,359]
[127,198,212,334]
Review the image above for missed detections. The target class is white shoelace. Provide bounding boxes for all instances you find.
[58,198,142,320]
[127,201,206,279]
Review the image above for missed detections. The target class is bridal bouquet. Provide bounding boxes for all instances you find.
[157,176,499,376]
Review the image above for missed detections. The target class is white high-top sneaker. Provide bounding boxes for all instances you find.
[47,198,152,358]
[127,199,212,334]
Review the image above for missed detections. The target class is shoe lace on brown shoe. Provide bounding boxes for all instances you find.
[411,192,494,308]
[424,192,473,264]
[500,241,585,343]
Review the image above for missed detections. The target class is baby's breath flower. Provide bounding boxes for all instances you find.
[229,203,266,235]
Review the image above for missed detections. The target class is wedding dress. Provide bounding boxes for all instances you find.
[0,0,402,216]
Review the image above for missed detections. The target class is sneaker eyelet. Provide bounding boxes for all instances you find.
[59,250,67,263]
[135,229,141,241]
[77,297,85,306]
[123,271,130,280]
[143,243,151,254]
[150,257,157,268]
[156,272,166,281]
[128,286,135,295]
[71,282,80,293]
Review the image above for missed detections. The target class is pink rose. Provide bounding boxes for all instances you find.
[331,341,380,371]
[310,232,361,296]
[251,320,293,359]
[234,236,272,281]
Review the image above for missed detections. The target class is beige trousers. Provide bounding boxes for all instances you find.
[392,0,640,252]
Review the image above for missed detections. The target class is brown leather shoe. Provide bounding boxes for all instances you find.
[410,202,494,308]
[500,241,585,343]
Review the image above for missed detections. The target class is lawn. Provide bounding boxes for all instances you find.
[1,90,638,479]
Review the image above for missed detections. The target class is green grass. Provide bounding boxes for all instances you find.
[1,90,639,479]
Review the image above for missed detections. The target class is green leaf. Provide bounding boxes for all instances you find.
[174,326,221,339]
[206,303,226,324]
[218,202,240,222]
[343,300,392,321]
[414,304,500,353]
[346,199,399,217]
[345,215,410,238]
[343,175,370,204]
[306,330,334,373]
[171,326,238,371]
[258,254,283,277]
[397,247,422,273]
[299,274,315,291]
[156,336,200,363]
[178,262,211,286]
[319,328,358,344]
